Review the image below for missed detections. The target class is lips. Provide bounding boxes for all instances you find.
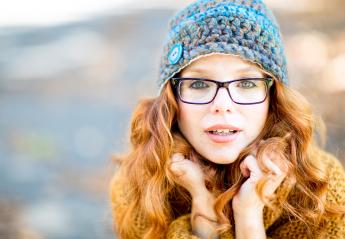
[205,124,242,143]
[205,124,241,132]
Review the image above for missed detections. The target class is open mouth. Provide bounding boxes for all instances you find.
[208,129,238,136]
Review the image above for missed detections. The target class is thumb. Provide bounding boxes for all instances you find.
[170,153,186,176]
[240,155,263,181]
[171,153,185,162]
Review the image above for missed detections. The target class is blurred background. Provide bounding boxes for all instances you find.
[0,0,344,238]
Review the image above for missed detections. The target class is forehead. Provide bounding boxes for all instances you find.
[181,53,263,75]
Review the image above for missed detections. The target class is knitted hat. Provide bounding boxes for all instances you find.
[158,0,288,92]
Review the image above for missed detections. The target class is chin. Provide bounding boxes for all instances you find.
[205,153,238,165]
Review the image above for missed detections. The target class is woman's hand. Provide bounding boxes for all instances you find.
[232,152,288,213]
[169,153,219,239]
[169,153,207,197]
[232,152,288,239]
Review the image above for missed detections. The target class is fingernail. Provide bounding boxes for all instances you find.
[172,153,184,161]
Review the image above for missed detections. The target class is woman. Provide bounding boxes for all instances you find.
[109,0,345,238]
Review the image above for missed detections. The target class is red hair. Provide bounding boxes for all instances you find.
[110,80,345,238]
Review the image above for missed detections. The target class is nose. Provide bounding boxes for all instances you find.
[210,87,235,114]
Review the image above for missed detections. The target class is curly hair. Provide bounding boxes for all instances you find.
[109,79,345,239]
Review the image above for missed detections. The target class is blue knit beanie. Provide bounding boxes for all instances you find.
[158,0,288,92]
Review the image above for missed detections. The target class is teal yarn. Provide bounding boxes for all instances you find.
[158,0,288,91]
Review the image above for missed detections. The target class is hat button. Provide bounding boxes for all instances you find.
[168,43,183,65]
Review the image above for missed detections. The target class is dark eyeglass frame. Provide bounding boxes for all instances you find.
[170,77,274,105]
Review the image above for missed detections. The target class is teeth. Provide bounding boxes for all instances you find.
[210,129,237,135]
[216,129,235,133]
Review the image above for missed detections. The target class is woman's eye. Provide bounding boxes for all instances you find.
[238,80,256,88]
[190,80,209,89]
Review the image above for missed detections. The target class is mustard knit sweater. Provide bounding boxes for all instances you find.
[110,149,345,239]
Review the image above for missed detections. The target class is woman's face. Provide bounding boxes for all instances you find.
[177,54,270,164]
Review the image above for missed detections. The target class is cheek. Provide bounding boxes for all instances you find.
[243,102,269,136]
[177,103,200,137]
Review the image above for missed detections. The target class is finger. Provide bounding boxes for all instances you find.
[240,163,250,177]
[240,161,250,177]
[171,153,185,162]
[262,156,283,176]
[263,174,286,197]
[261,157,287,196]
[170,162,186,176]
[241,155,263,180]
[264,153,289,181]
[251,139,265,156]
[170,154,186,176]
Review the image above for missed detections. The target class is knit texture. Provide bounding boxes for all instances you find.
[110,148,345,238]
[158,0,288,92]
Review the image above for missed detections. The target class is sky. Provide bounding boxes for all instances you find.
[0,0,319,27]
[0,0,192,26]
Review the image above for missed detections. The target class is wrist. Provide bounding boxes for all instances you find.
[232,200,265,217]
[191,186,212,200]
[233,209,264,230]
[191,188,217,222]
[191,190,219,239]
[233,208,264,221]
[233,210,266,239]
[192,191,215,212]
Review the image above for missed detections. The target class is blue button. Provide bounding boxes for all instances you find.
[168,43,183,65]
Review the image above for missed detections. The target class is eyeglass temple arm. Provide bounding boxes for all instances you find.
[171,78,179,87]
[267,78,274,88]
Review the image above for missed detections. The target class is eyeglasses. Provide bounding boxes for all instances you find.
[171,77,273,105]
